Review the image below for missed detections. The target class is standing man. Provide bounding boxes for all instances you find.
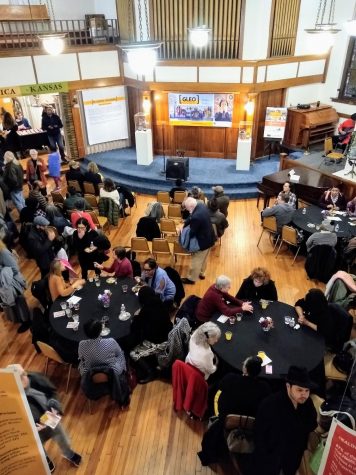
[262,194,295,232]
[252,366,317,475]
[2,150,25,211]
[181,197,216,284]
[41,106,67,163]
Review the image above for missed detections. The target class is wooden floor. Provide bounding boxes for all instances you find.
[0,194,325,475]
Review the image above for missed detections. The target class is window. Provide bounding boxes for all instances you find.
[339,38,356,101]
[269,0,300,57]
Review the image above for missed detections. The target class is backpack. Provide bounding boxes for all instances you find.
[319,396,356,432]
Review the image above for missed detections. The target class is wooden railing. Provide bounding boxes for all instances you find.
[0,18,119,50]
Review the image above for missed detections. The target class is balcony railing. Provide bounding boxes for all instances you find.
[157,39,240,60]
[0,19,119,50]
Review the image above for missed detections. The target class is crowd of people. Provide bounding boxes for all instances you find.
[1,146,355,475]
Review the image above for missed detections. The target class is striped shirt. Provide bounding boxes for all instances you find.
[78,337,126,376]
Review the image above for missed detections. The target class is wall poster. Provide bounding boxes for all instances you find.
[263,106,287,139]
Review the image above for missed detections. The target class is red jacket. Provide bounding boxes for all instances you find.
[172,360,207,419]
[337,118,355,145]
[103,257,133,278]
[196,284,244,322]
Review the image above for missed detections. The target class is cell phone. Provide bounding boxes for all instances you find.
[265,365,273,374]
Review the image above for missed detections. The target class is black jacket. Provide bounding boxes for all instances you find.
[3,161,24,191]
[80,365,130,406]
[27,226,54,271]
[41,113,63,136]
[236,277,278,301]
[184,203,216,251]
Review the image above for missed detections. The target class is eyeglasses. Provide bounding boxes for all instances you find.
[77,225,86,230]
[143,268,153,272]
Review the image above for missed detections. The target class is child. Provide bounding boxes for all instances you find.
[47,144,61,191]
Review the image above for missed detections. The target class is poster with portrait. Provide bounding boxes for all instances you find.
[263,107,287,139]
[168,93,233,127]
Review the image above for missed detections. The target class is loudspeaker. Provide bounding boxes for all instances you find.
[166,157,189,181]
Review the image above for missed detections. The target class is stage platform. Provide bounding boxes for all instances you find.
[83,147,280,199]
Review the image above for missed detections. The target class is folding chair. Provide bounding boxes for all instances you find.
[67,180,82,193]
[160,218,178,238]
[51,190,65,206]
[152,238,173,264]
[322,137,344,165]
[275,225,302,265]
[87,210,109,232]
[168,204,182,221]
[157,191,170,204]
[83,181,96,195]
[85,372,110,414]
[37,341,72,393]
[257,216,279,250]
[173,190,187,204]
[84,193,99,211]
[131,237,151,259]
[173,240,191,266]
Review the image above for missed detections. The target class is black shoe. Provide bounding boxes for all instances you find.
[63,452,82,467]
[181,278,195,285]
[199,274,206,280]
[46,456,55,473]
[17,322,31,333]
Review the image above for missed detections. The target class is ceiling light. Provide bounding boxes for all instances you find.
[189,26,211,48]
[305,0,341,35]
[39,34,66,55]
[120,41,162,76]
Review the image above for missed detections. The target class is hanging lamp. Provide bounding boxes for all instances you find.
[188,25,211,48]
[33,0,66,55]
[305,0,341,34]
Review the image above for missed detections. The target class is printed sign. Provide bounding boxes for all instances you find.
[263,106,287,139]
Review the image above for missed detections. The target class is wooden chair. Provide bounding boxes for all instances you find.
[124,192,137,216]
[84,193,98,211]
[131,237,151,258]
[173,190,187,204]
[67,180,82,193]
[160,218,178,238]
[173,240,190,266]
[257,216,279,250]
[275,225,301,265]
[224,414,256,473]
[152,238,173,263]
[86,372,110,414]
[168,204,182,221]
[83,181,96,195]
[324,352,347,382]
[37,341,72,393]
[323,137,344,165]
[87,210,109,232]
[157,191,170,204]
[51,190,65,206]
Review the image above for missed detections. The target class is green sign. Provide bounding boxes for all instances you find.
[19,81,68,96]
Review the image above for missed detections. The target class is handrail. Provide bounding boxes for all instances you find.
[0,18,119,49]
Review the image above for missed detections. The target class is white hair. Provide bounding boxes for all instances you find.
[191,322,221,347]
[29,149,38,157]
[4,151,19,165]
[184,197,197,213]
[215,275,231,290]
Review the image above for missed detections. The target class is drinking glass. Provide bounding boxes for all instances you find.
[122,284,128,293]
[60,302,67,311]
[225,331,232,341]
[101,315,110,336]
[284,316,291,325]
[73,302,80,320]
[236,313,242,322]
[229,316,236,325]
[289,317,295,328]
[95,277,100,287]
[65,308,72,319]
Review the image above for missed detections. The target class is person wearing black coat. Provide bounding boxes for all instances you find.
[27,216,55,277]
[181,197,216,284]
[236,267,278,301]
[83,161,102,195]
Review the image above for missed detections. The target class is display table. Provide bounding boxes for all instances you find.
[212,300,325,380]
[17,129,49,152]
[49,277,140,343]
[292,205,356,239]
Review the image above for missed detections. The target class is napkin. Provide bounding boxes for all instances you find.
[67,295,82,305]
[53,310,65,319]
[217,315,229,323]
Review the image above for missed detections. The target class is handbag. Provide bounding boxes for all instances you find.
[226,426,254,454]
[179,225,200,252]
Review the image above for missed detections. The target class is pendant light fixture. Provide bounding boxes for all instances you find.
[33,0,66,55]
[305,0,341,35]
[188,25,211,48]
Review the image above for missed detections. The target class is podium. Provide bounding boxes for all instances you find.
[135,129,153,166]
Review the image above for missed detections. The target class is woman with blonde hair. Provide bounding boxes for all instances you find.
[83,161,103,195]
[185,322,221,380]
[236,267,278,301]
[48,259,85,302]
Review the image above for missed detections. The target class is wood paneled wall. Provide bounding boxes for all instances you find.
[152,91,248,159]
[269,0,300,57]
[150,0,243,59]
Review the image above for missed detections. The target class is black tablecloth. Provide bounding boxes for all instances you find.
[212,301,325,380]
[292,205,356,239]
[49,277,140,343]
[17,130,49,152]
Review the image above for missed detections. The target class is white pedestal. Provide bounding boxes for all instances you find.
[135,129,153,166]
[236,139,251,171]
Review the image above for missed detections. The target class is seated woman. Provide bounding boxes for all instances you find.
[141,258,176,305]
[83,161,103,195]
[78,318,126,376]
[99,178,122,210]
[347,197,356,216]
[45,204,71,234]
[319,186,346,211]
[65,160,84,187]
[48,259,85,302]
[94,246,133,279]
[236,267,278,301]
[71,218,102,280]
[70,198,96,230]
[28,181,47,211]
[207,198,229,238]
[295,288,352,352]
[196,275,253,323]
[185,322,221,380]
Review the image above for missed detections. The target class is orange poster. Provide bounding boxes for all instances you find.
[0,370,49,475]
[318,418,356,474]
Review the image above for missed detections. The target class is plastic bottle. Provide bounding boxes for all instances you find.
[90,241,94,250]
[335,224,339,232]
[302,208,306,215]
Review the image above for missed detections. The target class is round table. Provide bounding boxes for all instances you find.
[212,301,325,380]
[292,205,356,239]
[50,277,140,343]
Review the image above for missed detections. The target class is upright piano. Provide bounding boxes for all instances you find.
[283,104,338,149]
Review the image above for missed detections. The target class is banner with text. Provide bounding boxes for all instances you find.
[318,418,356,474]
[82,86,129,145]
[0,370,49,474]
[168,93,234,127]
[0,82,68,98]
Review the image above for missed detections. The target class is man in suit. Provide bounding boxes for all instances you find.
[181,197,216,284]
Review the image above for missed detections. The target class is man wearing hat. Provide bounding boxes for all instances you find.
[212,185,230,217]
[332,113,356,151]
[252,366,317,475]
[27,216,56,277]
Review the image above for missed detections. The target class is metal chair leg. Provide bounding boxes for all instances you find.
[65,364,72,394]
[292,246,301,266]
[44,357,49,375]
[257,229,264,247]
[275,239,284,258]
